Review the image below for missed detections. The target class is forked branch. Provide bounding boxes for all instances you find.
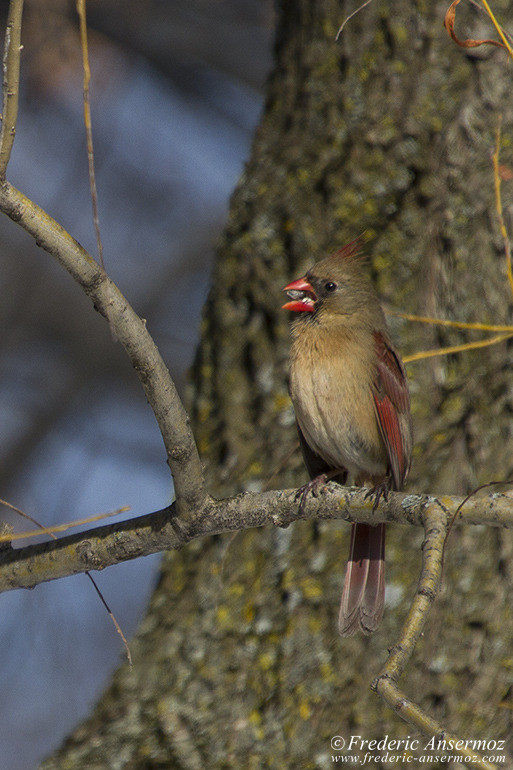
[373,504,498,769]
[0,181,206,519]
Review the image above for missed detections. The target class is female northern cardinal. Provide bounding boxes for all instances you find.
[282,240,412,635]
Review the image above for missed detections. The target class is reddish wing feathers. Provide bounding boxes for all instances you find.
[373,396,404,490]
[373,330,410,412]
[340,332,411,636]
[372,331,412,490]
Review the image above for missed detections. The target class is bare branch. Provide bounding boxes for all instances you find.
[0,181,206,518]
[0,0,23,179]
[0,485,512,594]
[373,503,497,769]
[0,0,204,518]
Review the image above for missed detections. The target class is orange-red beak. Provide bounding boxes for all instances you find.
[282,277,316,313]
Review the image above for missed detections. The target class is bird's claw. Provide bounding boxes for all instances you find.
[294,474,328,514]
[364,480,390,513]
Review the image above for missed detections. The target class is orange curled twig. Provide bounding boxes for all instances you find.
[444,0,506,50]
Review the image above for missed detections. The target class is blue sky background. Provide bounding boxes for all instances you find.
[0,3,272,766]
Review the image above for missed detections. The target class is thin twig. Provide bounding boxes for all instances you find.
[403,331,513,363]
[492,115,513,299]
[86,573,132,666]
[335,0,374,40]
[0,497,132,664]
[480,0,513,58]
[389,310,513,333]
[445,479,513,547]
[76,0,104,268]
[0,0,23,179]
[467,0,513,46]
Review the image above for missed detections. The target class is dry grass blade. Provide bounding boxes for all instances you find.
[0,500,130,541]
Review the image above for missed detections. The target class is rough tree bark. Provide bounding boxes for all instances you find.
[43,0,513,766]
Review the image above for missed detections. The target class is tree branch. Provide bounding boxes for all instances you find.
[0,485,512,594]
[372,502,498,769]
[0,1,205,518]
[0,181,206,519]
[0,0,23,179]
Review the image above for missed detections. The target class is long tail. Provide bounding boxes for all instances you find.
[338,523,385,636]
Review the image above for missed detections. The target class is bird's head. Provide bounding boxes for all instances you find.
[282,239,377,321]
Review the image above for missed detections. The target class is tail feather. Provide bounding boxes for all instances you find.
[338,523,385,636]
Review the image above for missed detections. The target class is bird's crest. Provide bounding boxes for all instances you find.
[332,235,368,262]
[318,235,369,273]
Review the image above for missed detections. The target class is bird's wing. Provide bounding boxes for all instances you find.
[371,330,412,490]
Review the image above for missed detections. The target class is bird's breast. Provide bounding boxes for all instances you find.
[289,326,387,478]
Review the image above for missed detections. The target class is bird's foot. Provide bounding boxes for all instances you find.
[364,479,390,513]
[295,473,329,514]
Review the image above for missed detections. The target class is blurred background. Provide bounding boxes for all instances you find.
[0,1,273,766]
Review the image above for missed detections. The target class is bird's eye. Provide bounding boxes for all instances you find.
[324,281,337,293]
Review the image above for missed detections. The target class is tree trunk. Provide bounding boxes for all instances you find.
[43,0,513,766]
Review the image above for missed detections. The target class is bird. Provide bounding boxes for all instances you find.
[282,239,412,635]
